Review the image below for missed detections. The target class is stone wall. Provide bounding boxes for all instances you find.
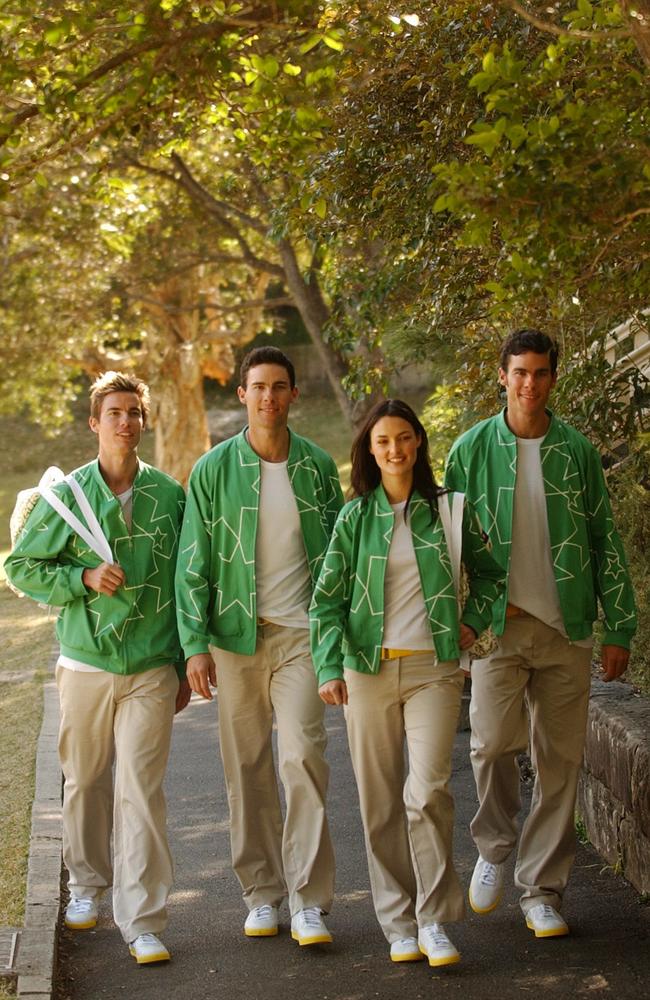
[577,677,650,894]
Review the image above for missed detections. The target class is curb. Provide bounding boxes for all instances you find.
[16,651,61,1000]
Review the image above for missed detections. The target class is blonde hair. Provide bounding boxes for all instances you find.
[89,371,150,425]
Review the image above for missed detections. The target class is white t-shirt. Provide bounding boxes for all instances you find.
[381,501,434,651]
[509,436,592,648]
[255,458,311,629]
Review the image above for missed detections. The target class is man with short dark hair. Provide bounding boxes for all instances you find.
[445,330,636,938]
[5,371,189,964]
[176,346,343,945]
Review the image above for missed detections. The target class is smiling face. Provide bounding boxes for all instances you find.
[237,363,298,433]
[89,390,144,457]
[369,415,422,487]
[499,350,557,432]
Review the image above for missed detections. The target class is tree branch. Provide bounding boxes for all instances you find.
[126,291,293,314]
[501,0,631,40]
[1,7,283,146]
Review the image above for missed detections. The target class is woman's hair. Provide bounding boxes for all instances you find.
[349,398,443,517]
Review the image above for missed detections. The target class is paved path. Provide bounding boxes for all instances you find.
[55,695,650,999]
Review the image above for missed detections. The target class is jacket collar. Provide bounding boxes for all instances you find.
[237,426,300,465]
[87,457,145,500]
[496,407,557,444]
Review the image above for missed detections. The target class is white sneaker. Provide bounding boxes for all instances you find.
[128,933,171,964]
[525,903,569,938]
[469,855,504,913]
[418,923,460,967]
[64,897,98,930]
[244,904,279,937]
[390,936,424,963]
[290,907,332,945]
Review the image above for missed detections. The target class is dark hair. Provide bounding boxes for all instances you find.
[500,328,559,376]
[350,399,442,518]
[239,346,296,389]
[89,371,150,425]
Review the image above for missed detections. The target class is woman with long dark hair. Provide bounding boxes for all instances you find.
[310,399,504,967]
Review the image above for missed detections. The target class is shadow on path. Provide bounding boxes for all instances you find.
[54,695,650,999]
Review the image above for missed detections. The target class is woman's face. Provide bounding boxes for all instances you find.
[369,415,421,482]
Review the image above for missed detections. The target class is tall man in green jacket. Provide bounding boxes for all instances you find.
[5,371,190,965]
[445,329,636,939]
[176,346,343,945]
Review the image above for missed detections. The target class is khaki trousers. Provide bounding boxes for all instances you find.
[213,624,335,914]
[344,653,465,943]
[469,614,592,913]
[56,665,178,942]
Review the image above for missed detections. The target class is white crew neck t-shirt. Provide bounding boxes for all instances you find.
[255,458,311,629]
[509,436,592,647]
[381,501,434,651]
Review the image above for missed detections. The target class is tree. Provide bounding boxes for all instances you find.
[304,1,649,454]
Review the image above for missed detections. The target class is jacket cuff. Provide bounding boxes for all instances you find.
[601,629,634,651]
[461,610,488,638]
[182,640,211,659]
[69,566,88,598]
[316,663,344,686]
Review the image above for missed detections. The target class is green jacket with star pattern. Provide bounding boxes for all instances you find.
[444,409,637,648]
[175,427,344,658]
[309,484,506,684]
[4,459,186,674]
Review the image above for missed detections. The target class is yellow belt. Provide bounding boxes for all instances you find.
[381,648,426,661]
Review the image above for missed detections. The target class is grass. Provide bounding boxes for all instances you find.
[0,585,53,926]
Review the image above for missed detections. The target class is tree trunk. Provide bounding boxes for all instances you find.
[147,344,210,486]
[621,0,650,68]
[277,238,382,428]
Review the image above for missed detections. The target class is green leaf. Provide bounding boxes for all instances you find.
[322,33,344,52]
[314,197,327,219]
[283,63,302,76]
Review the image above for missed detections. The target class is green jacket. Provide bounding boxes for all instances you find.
[175,428,344,657]
[309,485,506,685]
[4,459,186,675]
[445,409,637,648]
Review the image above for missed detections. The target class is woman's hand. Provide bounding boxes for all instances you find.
[319,679,348,706]
[459,623,478,651]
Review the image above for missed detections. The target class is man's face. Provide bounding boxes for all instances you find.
[237,363,298,431]
[498,351,557,422]
[89,391,144,455]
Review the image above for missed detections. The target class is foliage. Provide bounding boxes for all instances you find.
[307,0,649,447]
[609,441,650,695]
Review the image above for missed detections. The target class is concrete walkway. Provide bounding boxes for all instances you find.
[54,694,650,1000]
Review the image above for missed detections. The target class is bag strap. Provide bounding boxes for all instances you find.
[439,491,469,672]
[39,474,114,566]
[438,491,464,600]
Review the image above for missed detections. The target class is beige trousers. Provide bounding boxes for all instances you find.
[213,624,334,914]
[344,653,465,943]
[56,665,178,942]
[469,614,592,913]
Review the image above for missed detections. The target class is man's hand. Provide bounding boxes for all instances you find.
[319,679,348,706]
[186,653,217,701]
[82,562,125,596]
[600,644,630,683]
[175,677,192,714]
[459,623,478,651]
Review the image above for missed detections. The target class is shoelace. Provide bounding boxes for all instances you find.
[479,861,499,886]
[421,924,451,949]
[298,907,323,928]
[134,933,161,946]
[69,898,94,914]
[251,905,274,920]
